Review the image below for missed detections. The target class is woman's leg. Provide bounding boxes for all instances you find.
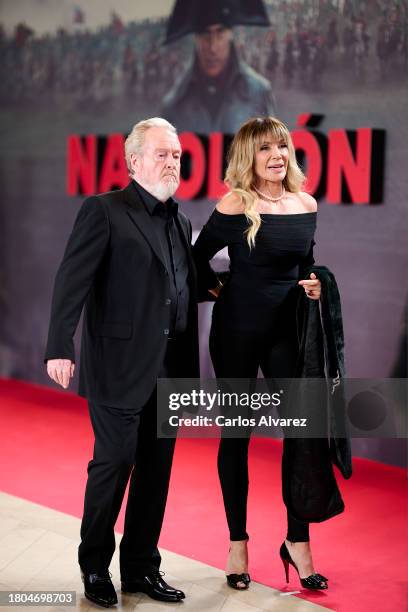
[210,325,260,541]
[261,324,325,583]
[210,323,260,584]
[217,437,251,541]
[261,340,311,543]
[286,513,310,543]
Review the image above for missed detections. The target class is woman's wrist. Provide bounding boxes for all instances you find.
[208,279,224,297]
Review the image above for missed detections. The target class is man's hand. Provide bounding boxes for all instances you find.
[46,359,75,389]
[298,272,321,300]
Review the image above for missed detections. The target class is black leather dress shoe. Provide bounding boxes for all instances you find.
[121,571,185,602]
[81,571,118,607]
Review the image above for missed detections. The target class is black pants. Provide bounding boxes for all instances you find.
[210,318,310,544]
[78,338,183,578]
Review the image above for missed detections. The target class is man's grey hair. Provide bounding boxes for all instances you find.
[124,117,177,177]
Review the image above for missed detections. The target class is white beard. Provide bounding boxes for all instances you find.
[141,177,179,202]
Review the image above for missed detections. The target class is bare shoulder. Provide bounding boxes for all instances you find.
[297,191,318,212]
[215,191,245,215]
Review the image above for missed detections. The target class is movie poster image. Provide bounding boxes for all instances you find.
[0,0,407,462]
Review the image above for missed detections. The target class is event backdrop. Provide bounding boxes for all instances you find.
[0,0,407,465]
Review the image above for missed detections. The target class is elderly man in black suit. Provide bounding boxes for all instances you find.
[45,117,199,607]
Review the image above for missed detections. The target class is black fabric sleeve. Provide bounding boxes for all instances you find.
[193,212,228,301]
[299,239,316,279]
[44,196,110,362]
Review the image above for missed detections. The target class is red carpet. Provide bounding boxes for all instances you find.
[0,378,406,611]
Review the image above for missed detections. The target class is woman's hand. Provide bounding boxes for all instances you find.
[298,272,321,300]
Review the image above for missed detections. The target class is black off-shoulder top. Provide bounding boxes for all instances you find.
[193,209,317,332]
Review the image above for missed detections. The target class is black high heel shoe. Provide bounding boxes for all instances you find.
[279,542,328,590]
[226,545,251,590]
[226,573,251,590]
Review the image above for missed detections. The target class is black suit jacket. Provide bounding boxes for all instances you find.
[45,181,199,409]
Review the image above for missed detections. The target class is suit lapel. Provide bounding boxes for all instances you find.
[123,182,167,270]
[123,182,196,286]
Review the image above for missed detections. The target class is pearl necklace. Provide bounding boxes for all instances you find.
[254,184,285,203]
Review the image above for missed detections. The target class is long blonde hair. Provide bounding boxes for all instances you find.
[225,116,305,247]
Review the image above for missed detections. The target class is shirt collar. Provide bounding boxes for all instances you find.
[132,179,178,218]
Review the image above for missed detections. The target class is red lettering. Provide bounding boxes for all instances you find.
[67,135,96,196]
[177,132,206,200]
[207,132,228,199]
[327,128,372,204]
[296,113,313,128]
[98,134,128,192]
[296,113,324,128]
[291,129,324,194]
[66,125,385,204]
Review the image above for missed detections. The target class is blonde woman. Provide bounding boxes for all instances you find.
[193,117,327,591]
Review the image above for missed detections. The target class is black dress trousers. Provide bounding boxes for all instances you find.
[78,336,185,578]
